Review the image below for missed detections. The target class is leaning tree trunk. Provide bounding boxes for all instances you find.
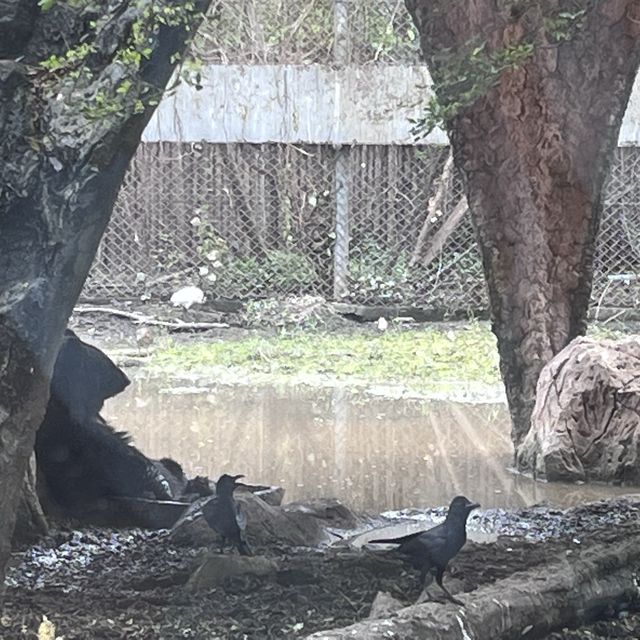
[405,1,640,450]
[13,457,49,547]
[0,0,212,593]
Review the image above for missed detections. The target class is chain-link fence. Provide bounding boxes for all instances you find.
[83,0,640,313]
[593,148,640,312]
[85,143,640,312]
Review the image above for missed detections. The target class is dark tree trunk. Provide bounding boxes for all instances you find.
[13,457,49,547]
[0,0,212,592]
[406,0,640,450]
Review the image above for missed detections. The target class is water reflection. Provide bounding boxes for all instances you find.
[103,379,637,512]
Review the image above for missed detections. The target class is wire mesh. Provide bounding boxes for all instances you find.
[89,143,336,301]
[592,147,640,311]
[85,144,640,312]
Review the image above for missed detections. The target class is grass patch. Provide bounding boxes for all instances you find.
[148,323,501,391]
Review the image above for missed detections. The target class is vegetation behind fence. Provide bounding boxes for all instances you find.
[83,0,640,313]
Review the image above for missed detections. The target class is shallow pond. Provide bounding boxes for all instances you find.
[103,378,637,512]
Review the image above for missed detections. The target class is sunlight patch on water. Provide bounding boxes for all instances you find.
[103,378,639,512]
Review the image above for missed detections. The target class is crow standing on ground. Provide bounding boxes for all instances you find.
[370,495,479,605]
[202,474,252,556]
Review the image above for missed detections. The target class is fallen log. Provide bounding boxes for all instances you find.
[420,197,469,268]
[410,151,455,267]
[307,534,640,640]
[73,305,229,330]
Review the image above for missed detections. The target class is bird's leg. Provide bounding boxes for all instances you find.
[218,537,227,553]
[415,568,434,604]
[238,539,253,557]
[435,568,464,606]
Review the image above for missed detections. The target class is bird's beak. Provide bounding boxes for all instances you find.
[468,502,480,511]
[232,474,245,483]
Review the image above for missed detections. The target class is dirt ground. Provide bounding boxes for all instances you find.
[68,298,640,352]
[4,501,640,639]
[68,297,357,352]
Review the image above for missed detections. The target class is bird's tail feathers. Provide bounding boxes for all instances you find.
[368,530,424,545]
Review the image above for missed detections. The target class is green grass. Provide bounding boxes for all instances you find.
[147,323,502,392]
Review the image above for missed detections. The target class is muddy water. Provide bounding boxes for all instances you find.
[103,378,637,512]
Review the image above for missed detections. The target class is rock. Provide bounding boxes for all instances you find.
[170,285,205,309]
[368,591,404,619]
[170,491,329,548]
[186,553,278,591]
[517,336,640,482]
[283,498,360,529]
[245,484,285,506]
[168,497,215,546]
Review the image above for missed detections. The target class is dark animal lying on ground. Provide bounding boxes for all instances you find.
[369,495,479,606]
[36,329,210,515]
[202,474,252,555]
[154,457,213,501]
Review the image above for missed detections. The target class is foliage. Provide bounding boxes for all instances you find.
[195,220,318,295]
[36,0,203,122]
[544,8,587,43]
[411,39,534,139]
[244,296,346,330]
[193,0,420,64]
[348,246,415,303]
[213,250,318,295]
[148,322,501,394]
[411,2,591,138]
[345,240,486,306]
[354,2,419,62]
[201,246,318,297]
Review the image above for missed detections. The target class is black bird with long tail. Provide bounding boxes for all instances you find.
[370,495,479,605]
[202,473,252,556]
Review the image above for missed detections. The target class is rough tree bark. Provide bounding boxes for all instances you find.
[0,0,212,592]
[405,0,640,451]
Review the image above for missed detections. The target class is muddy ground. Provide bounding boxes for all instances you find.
[4,499,640,639]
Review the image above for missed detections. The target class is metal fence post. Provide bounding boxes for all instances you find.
[333,147,350,299]
[333,0,350,300]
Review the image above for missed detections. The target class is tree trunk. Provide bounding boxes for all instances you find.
[405,1,640,449]
[13,457,49,547]
[307,533,640,639]
[0,0,212,593]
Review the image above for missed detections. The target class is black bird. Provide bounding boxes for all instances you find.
[202,474,252,556]
[370,495,480,605]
